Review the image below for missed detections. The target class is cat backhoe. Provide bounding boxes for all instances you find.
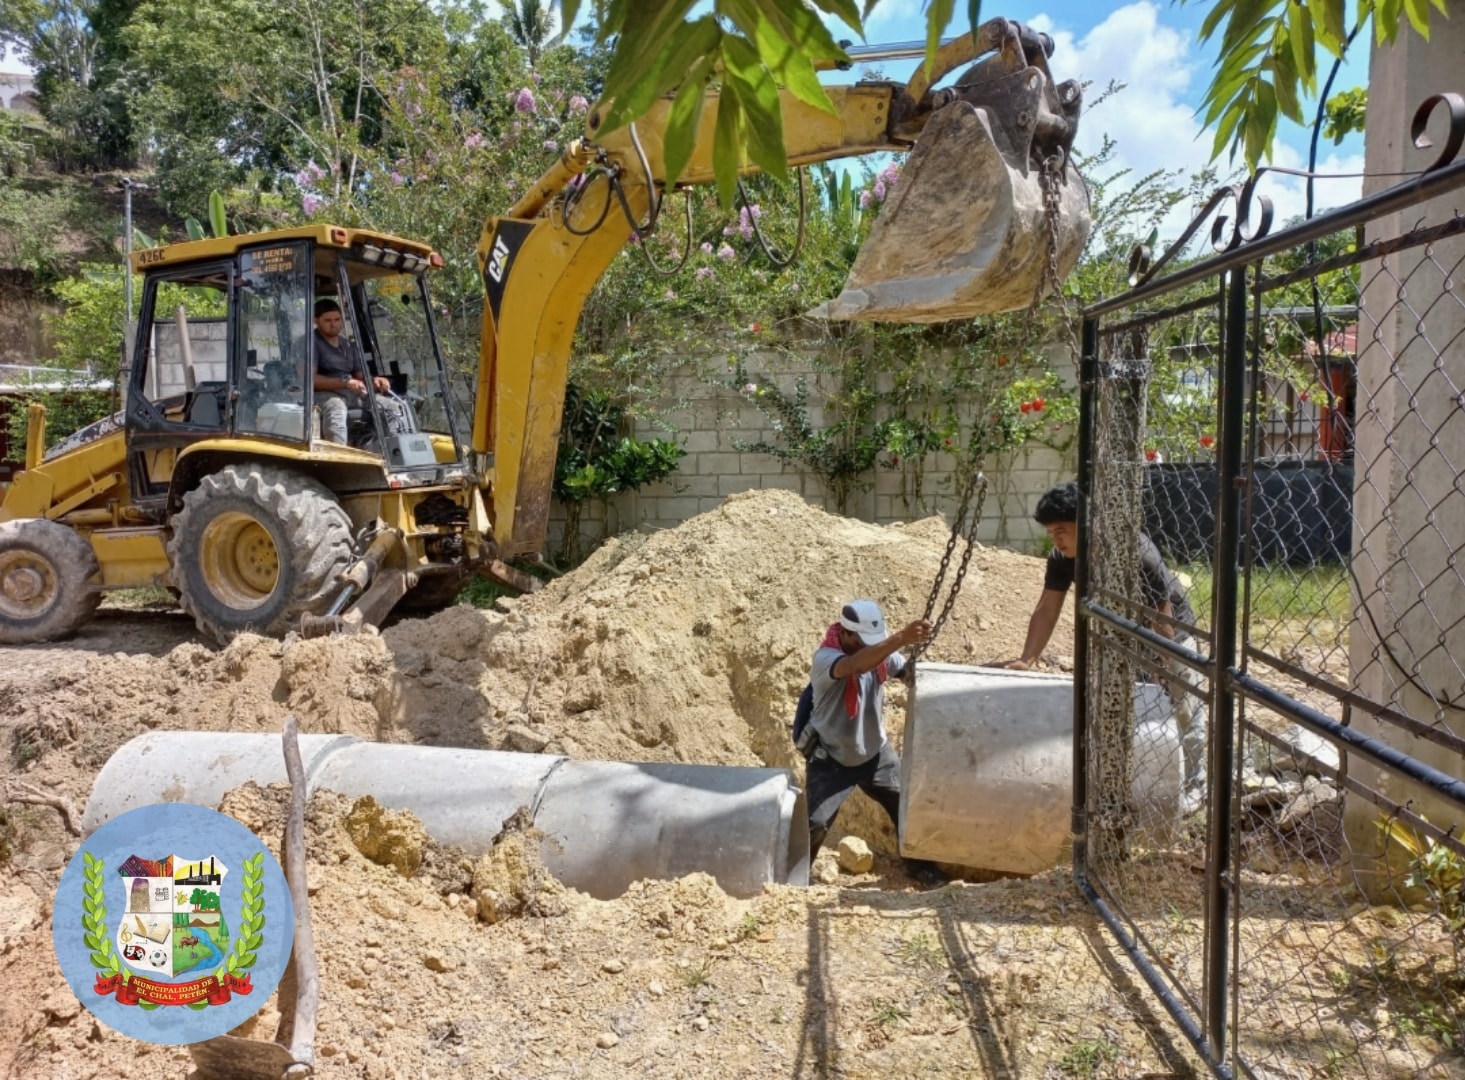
[0,17,1090,646]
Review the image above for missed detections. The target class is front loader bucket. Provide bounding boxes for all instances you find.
[810,101,1091,323]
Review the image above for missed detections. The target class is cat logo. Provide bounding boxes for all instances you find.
[481,221,533,325]
[487,234,511,284]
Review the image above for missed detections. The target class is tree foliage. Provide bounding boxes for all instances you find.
[579,0,987,203]
[1181,0,1443,170]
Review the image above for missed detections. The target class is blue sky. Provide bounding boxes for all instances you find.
[848,1,1371,230]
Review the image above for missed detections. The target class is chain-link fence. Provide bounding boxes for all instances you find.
[1074,97,1465,1079]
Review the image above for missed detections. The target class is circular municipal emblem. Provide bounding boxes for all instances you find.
[52,803,294,1045]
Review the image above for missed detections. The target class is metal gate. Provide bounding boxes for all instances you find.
[1074,94,1465,1078]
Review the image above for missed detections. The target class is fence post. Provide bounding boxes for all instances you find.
[1204,265,1247,1060]
[1072,317,1099,878]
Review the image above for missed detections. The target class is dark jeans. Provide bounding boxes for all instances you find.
[806,742,905,858]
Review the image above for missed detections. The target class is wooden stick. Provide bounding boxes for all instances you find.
[281,716,319,1079]
[5,781,81,836]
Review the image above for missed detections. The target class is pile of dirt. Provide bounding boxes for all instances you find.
[5,489,1068,850]
[1,489,1104,1080]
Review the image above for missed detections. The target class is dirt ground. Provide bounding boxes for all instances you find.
[0,489,1449,1079]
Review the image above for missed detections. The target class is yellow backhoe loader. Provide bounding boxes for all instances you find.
[0,17,1090,646]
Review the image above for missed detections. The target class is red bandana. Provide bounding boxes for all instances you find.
[822,623,887,719]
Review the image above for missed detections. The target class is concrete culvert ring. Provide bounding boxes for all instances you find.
[168,464,353,644]
[0,518,101,643]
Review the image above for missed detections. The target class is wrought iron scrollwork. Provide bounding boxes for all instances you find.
[1127,90,1465,291]
[1127,175,1275,288]
[1412,91,1465,173]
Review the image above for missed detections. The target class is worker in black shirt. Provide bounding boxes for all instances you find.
[999,481,1208,810]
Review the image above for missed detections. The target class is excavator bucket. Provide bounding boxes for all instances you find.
[810,19,1092,323]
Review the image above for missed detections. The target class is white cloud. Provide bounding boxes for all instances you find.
[1032,2,1362,244]
[862,0,924,41]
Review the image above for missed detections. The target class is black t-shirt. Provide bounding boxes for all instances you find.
[1043,533,1196,626]
[314,331,357,382]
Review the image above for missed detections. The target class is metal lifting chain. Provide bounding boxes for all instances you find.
[910,469,989,663]
[909,154,1064,665]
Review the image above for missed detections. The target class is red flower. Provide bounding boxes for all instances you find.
[1299,391,1310,402]
[1033,398,1045,411]
[1200,434,1216,449]
[750,322,762,333]
[1020,401,1032,414]
[997,355,1010,366]
[890,455,901,465]
[1145,449,1158,462]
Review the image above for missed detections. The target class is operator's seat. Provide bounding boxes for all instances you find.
[184,381,229,428]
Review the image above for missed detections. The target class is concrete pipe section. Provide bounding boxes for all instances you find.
[82,733,810,899]
[899,664,1182,874]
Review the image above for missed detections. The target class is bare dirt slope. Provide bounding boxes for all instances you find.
[2,490,1226,1080]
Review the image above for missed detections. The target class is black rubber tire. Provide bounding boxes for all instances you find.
[0,518,102,643]
[168,464,353,644]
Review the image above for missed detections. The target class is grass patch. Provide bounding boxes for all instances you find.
[1179,562,1351,635]
[1056,1035,1121,1077]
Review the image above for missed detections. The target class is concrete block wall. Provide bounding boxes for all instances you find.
[548,349,1077,560]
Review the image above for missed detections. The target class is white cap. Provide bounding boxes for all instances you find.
[839,599,887,646]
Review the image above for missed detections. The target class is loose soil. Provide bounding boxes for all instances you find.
[0,489,1454,1079]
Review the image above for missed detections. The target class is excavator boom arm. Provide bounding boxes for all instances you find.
[473,17,1090,558]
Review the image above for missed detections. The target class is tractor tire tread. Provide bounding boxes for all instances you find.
[168,464,353,644]
[0,518,102,644]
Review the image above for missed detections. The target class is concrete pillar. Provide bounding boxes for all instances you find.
[1345,23,1465,895]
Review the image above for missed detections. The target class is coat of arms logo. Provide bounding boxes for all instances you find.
[83,849,266,1009]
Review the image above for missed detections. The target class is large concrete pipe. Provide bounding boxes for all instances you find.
[899,664,1182,874]
[83,734,809,899]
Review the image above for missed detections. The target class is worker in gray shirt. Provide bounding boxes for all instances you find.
[804,599,947,888]
[312,298,389,444]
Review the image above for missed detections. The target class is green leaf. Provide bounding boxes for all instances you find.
[1218,0,1284,54]
[1285,1,1316,87]
[600,0,701,128]
[208,190,228,238]
[188,1001,209,1011]
[1402,0,1433,37]
[923,0,956,79]
[599,14,721,134]
[748,0,848,65]
[721,34,787,181]
[185,217,205,242]
[1317,0,1349,52]
[139,1001,160,1011]
[91,951,111,968]
[84,852,99,869]
[742,1,839,114]
[1375,0,1403,42]
[226,951,240,973]
[807,0,863,34]
[662,55,715,187]
[712,85,744,208]
[246,933,263,951]
[1243,79,1279,167]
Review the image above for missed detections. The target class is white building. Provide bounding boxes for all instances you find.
[0,69,38,115]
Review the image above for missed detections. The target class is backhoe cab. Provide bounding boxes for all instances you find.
[0,227,512,645]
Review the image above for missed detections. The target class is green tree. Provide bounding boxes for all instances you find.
[500,0,559,66]
[0,0,139,168]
